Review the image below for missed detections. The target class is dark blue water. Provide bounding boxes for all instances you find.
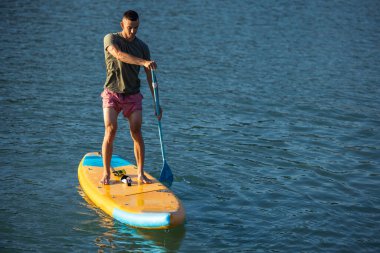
[1,0,380,252]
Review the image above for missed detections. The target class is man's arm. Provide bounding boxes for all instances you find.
[107,44,156,69]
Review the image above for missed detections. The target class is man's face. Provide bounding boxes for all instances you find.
[121,18,139,41]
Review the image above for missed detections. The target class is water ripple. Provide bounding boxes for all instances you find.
[1,0,380,252]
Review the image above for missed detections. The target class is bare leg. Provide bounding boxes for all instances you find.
[101,108,118,184]
[128,110,152,184]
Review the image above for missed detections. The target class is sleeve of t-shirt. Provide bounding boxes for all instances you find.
[142,42,151,60]
[145,47,151,61]
[104,33,115,52]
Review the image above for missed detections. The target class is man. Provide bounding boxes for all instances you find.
[101,10,160,185]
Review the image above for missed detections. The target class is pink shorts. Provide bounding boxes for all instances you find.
[101,89,143,118]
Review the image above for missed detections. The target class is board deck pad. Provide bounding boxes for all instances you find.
[78,152,185,229]
[82,154,132,168]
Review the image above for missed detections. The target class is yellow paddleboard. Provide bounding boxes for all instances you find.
[78,152,185,229]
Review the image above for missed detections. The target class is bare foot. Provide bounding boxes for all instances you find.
[138,174,152,184]
[100,174,110,185]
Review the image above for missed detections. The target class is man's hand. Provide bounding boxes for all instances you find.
[144,60,157,70]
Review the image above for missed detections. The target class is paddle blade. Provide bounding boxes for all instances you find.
[159,160,173,187]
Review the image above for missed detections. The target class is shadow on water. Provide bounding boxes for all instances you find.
[77,186,186,252]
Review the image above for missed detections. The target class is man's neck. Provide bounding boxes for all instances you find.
[120,32,135,42]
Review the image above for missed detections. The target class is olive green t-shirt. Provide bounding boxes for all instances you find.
[103,33,151,95]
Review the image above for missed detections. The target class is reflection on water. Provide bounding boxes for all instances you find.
[77,187,186,252]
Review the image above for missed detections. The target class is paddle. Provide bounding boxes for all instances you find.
[151,69,173,187]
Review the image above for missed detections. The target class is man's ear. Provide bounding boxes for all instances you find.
[120,21,124,30]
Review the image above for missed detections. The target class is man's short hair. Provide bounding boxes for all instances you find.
[123,10,139,21]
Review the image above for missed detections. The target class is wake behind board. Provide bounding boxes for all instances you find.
[78,152,185,229]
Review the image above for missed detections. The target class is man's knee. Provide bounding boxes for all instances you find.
[129,111,142,137]
[104,123,117,139]
[130,126,142,140]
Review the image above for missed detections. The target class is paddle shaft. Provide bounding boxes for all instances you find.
[151,70,174,186]
[151,70,167,162]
